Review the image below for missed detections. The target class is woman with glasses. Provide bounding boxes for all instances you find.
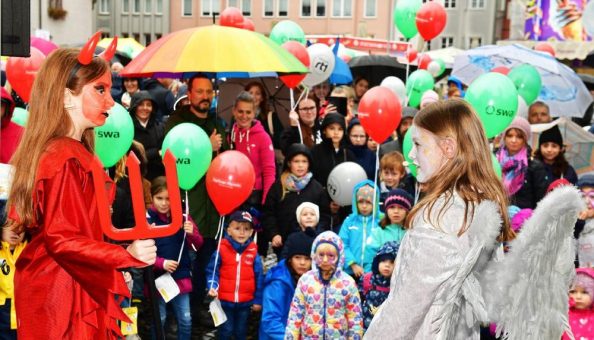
[280,95,323,155]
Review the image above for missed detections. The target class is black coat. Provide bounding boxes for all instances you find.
[310,139,357,188]
[132,116,165,181]
[262,177,330,245]
[509,158,550,209]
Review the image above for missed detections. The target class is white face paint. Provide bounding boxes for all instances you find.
[409,125,445,183]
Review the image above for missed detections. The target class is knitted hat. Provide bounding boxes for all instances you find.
[402,107,419,119]
[539,125,563,147]
[283,143,313,171]
[578,175,594,189]
[296,202,320,225]
[321,112,346,132]
[227,210,253,225]
[503,116,531,140]
[356,184,374,203]
[285,232,314,259]
[574,268,594,296]
[384,189,413,211]
[420,90,439,108]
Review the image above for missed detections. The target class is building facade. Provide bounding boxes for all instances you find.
[30,0,94,45]
[94,0,170,46]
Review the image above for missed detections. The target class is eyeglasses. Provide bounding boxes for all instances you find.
[299,106,316,112]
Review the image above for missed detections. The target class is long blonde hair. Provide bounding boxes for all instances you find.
[7,48,110,232]
[405,99,514,242]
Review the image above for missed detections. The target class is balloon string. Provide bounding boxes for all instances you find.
[372,147,380,225]
[176,190,191,261]
[209,216,225,292]
[291,88,308,145]
[405,41,411,84]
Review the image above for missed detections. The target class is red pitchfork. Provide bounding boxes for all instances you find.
[91,149,183,241]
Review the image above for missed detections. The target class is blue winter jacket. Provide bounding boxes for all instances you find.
[259,259,296,340]
[338,180,381,275]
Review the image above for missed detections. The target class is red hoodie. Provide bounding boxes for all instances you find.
[1,88,24,163]
[230,120,276,204]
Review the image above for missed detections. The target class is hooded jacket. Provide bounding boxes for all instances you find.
[285,231,363,339]
[129,91,165,180]
[310,137,356,188]
[1,88,23,163]
[338,180,381,274]
[230,120,276,203]
[259,259,296,340]
[563,268,594,340]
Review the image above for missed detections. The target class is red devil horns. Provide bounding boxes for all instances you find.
[78,31,102,65]
[99,36,118,61]
[78,31,118,65]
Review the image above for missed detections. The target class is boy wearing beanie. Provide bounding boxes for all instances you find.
[260,232,313,340]
[281,202,320,259]
[364,189,412,272]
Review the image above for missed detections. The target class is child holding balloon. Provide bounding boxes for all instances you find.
[149,176,203,340]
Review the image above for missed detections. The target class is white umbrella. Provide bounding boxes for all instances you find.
[452,44,593,118]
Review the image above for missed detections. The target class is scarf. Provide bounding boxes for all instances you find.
[284,172,313,192]
[497,146,528,195]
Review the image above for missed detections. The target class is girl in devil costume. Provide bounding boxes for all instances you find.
[4,35,157,339]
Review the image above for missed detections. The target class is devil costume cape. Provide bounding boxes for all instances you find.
[12,138,145,339]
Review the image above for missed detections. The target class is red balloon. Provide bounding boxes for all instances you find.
[491,66,510,75]
[417,54,432,70]
[220,7,244,28]
[6,47,46,102]
[406,48,418,63]
[206,151,256,216]
[279,41,311,89]
[31,37,58,56]
[242,18,255,31]
[534,42,555,57]
[357,86,402,143]
[415,2,447,41]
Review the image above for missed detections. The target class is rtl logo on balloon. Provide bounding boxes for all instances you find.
[312,56,332,75]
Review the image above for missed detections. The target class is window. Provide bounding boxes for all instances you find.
[122,0,129,13]
[332,0,352,17]
[99,0,110,14]
[468,36,482,48]
[426,40,432,51]
[183,0,193,16]
[227,0,251,16]
[133,33,140,42]
[264,0,288,17]
[443,0,456,9]
[441,36,453,48]
[145,33,152,45]
[201,0,220,16]
[156,0,162,13]
[155,33,162,40]
[364,0,376,17]
[133,0,140,13]
[122,32,130,38]
[145,0,151,13]
[469,0,485,9]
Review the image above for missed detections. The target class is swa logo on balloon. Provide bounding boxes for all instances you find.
[176,158,191,164]
[97,131,120,138]
[485,105,514,117]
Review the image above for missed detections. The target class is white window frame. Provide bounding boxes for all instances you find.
[183,0,193,16]
[227,0,251,16]
[441,36,454,48]
[263,0,288,18]
[99,0,110,14]
[469,0,485,9]
[443,0,456,9]
[144,0,152,14]
[155,0,162,14]
[201,0,220,17]
[331,0,352,18]
[122,0,129,13]
[363,0,376,18]
[133,0,141,13]
[468,36,483,49]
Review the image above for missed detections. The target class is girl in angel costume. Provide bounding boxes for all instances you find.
[365,99,583,339]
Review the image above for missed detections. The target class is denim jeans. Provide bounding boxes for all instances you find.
[158,293,192,340]
[218,303,251,340]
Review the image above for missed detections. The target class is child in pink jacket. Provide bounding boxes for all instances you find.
[563,267,594,339]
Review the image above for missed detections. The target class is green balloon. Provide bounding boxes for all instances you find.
[402,127,417,178]
[269,20,306,45]
[465,72,518,139]
[491,153,502,179]
[162,123,212,190]
[406,70,435,108]
[393,0,422,39]
[435,58,446,77]
[507,64,542,105]
[11,107,28,127]
[95,103,134,167]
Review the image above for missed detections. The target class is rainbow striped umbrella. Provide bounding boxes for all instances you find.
[121,25,308,78]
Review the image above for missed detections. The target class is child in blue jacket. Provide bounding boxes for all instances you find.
[338,180,381,278]
[206,210,264,340]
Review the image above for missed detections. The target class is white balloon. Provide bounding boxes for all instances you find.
[585,1,594,37]
[427,61,441,77]
[327,162,368,206]
[380,76,407,106]
[516,95,528,119]
[302,43,336,88]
